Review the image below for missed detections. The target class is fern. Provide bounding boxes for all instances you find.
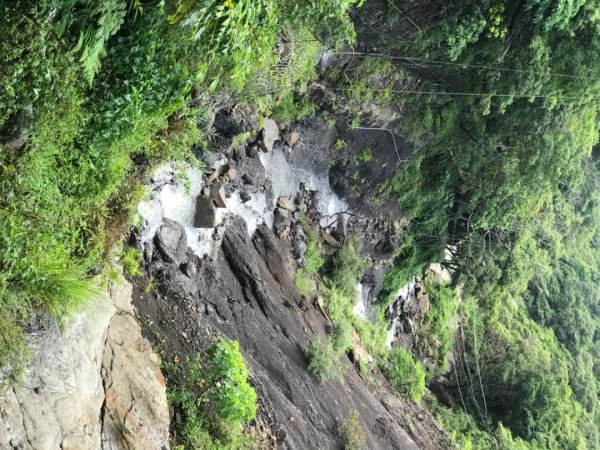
[57,0,128,84]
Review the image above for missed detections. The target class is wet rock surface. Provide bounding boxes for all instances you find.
[134,218,451,450]
[131,110,452,449]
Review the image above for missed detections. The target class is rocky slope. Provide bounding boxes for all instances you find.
[130,113,452,449]
[0,279,169,450]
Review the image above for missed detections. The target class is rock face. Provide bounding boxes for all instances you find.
[134,219,452,450]
[101,282,170,450]
[0,278,170,450]
[194,194,219,228]
[259,118,280,152]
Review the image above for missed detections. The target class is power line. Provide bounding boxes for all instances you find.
[332,87,600,102]
[335,51,599,81]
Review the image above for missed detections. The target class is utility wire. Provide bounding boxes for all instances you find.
[335,51,599,81]
[332,87,600,101]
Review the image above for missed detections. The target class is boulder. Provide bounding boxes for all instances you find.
[194,195,219,228]
[155,218,187,264]
[210,182,227,208]
[277,196,295,211]
[285,131,300,147]
[258,118,280,152]
[224,166,237,181]
[241,173,255,186]
[273,208,292,234]
[240,191,251,203]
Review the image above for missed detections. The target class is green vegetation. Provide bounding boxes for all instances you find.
[418,283,458,376]
[165,338,257,449]
[303,334,345,382]
[335,139,348,151]
[381,346,426,402]
[335,1,600,448]
[294,225,324,296]
[358,148,373,162]
[0,0,360,370]
[122,247,143,278]
[337,410,367,450]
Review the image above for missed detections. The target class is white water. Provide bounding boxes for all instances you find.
[259,149,347,226]
[138,148,348,259]
[385,279,417,347]
[352,283,366,319]
[137,165,220,258]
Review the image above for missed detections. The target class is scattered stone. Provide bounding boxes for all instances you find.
[285,131,300,147]
[207,165,223,183]
[273,208,292,234]
[417,413,425,421]
[277,196,295,211]
[240,191,251,203]
[242,173,255,186]
[224,166,237,181]
[322,232,340,248]
[210,182,227,208]
[259,117,280,152]
[194,195,219,228]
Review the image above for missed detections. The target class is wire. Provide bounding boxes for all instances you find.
[332,87,600,102]
[335,51,599,81]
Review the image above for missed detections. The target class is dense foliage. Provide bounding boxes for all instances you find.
[0,0,358,371]
[165,338,257,449]
[340,0,600,448]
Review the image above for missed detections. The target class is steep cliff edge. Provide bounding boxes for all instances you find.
[0,279,169,450]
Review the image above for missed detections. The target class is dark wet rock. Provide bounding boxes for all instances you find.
[210,182,227,208]
[240,191,251,203]
[242,173,255,186]
[194,195,218,228]
[0,105,33,151]
[213,105,259,149]
[292,239,307,260]
[143,240,154,263]
[154,218,187,264]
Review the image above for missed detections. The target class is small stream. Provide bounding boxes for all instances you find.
[137,148,420,348]
[137,148,348,259]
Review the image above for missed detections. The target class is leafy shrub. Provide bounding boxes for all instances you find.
[330,318,354,353]
[122,247,143,278]
[325,237,365,298]
[304,227,324,275]
[203,339,257,422]
[165,338,257,449]
[56,0,128,84]
[272,93,316,123]
[419,283,457,374]
[166,0,279,90]
[303,335,345,382]
[337,410,367,450]
[382,347,426,402]
[294,270,314,297]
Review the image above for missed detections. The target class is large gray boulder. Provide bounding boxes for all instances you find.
[155,218,188,264]
[194,195,219,228]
